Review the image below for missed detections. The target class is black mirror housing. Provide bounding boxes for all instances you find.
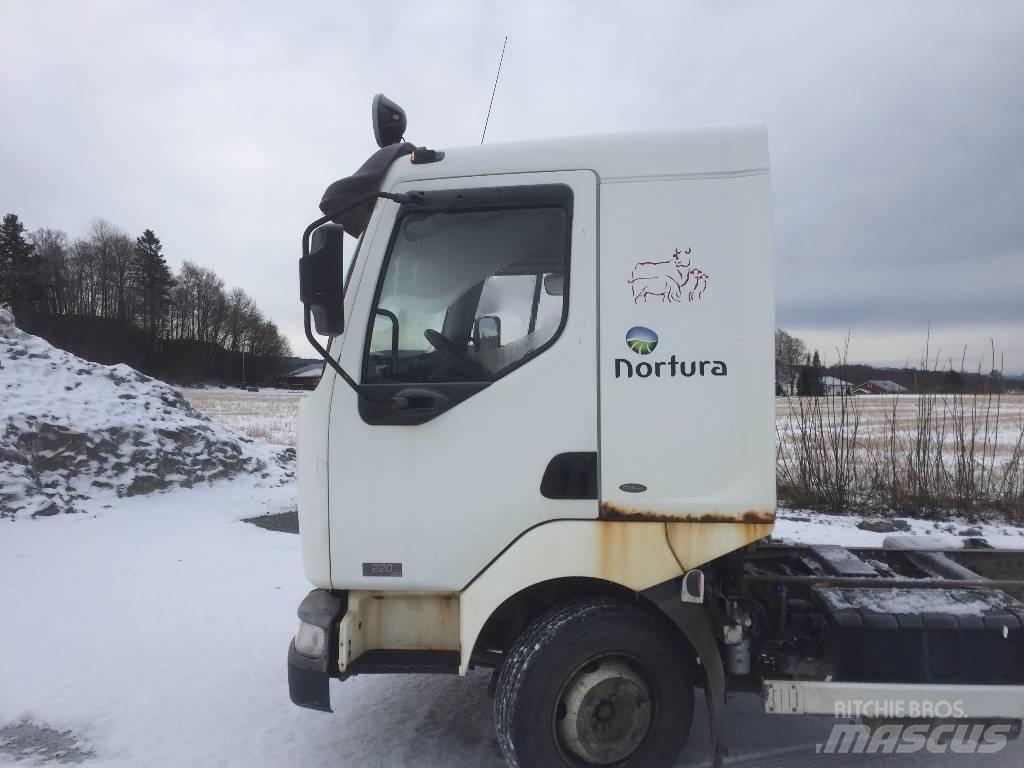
[300,223,345,336]
[372,93,407,148]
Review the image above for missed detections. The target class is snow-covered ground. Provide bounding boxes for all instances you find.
[5,483,1024,767]
[0,478,496,767]
[773,509,1024,549]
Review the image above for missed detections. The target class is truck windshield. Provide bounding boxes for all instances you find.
[364,205,568,384]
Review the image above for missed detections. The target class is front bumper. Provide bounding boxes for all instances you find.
[287,589,346,712]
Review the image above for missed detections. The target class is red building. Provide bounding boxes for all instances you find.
[852,379,908,395]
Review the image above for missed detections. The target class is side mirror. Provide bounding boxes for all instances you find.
[300,223,345,336]
[473,315,502,349]
[372,94,407,148]
[543,274,564,296]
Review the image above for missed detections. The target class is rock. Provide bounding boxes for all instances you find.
[31,499,61,517]
[857,518,899,533]
[959,526,983,537]
[961,537,990,549]
[0,308,15,338]
[125,473,172,497]
[891,519,912,532]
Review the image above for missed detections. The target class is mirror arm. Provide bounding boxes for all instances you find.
[304,307,363,397]
[302,191,422,400]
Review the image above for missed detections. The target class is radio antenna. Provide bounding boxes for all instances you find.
[480,36,508,144]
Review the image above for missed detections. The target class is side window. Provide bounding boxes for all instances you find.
[364,203,569,384]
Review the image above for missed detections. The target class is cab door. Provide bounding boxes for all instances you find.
[328,170,598,591]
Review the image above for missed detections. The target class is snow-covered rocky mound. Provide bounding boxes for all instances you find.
[0,309,294,519]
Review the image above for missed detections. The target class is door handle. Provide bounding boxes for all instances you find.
[390,388,450,415]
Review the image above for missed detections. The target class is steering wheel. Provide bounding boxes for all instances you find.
[423,329,487,378]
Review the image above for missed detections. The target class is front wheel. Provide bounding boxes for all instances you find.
[494,598,694,768]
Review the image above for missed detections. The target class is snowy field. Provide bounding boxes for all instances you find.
[777,393,1024,457]
[175,388,1024,461]
[179,387,307,446]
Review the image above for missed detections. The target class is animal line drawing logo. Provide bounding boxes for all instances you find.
[626,326,658,354]
[627,247,709,304]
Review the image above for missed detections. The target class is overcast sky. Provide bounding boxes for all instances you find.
[2,1,1022,372]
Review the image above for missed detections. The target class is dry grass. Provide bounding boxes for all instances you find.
[179,388,305,446]
[777,392,1024,521]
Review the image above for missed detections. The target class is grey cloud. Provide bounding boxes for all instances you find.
[1,1,1022,368]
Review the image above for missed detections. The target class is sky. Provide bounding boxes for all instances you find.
[2,0,1022,373]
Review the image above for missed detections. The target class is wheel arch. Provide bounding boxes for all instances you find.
[470,576,698,665]
[458,518,764,675]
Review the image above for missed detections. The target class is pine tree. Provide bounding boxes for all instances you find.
[797,351,825,396]
[797,354,810,396]
[131,229,174,334]
[809,350,825,396]
[0,213,40,320]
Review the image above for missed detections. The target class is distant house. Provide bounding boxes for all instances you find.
[277,363,323,391]
[821,376,853,396]
[853,379,908,395]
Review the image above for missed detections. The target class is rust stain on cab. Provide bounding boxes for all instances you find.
[599,501,776,524]
[592,519,774,587]
[358,591,461,653]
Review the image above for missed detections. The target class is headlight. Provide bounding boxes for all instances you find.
[294,622,327,658]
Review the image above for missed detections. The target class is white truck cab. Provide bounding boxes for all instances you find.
[288,96,1024,768]
[290,94,774,767]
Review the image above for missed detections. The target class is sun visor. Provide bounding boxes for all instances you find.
[319,142,415,236]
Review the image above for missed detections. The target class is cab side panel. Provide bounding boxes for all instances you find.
[598,170,776,523]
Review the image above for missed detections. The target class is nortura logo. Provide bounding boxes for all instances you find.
[626,326,658,354]
[615,356,728,379]
[617,326,727,379]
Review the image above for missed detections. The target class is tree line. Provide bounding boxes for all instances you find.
[0,212,291,383]
[776,328,1011,396]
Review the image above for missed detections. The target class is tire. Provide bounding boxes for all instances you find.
[494,597,694,768]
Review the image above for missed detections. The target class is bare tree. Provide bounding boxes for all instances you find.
[6,211,291,382]
[30,228,69,317]
[775,329,807,394]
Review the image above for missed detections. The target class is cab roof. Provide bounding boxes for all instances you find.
[388,124,769,187]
